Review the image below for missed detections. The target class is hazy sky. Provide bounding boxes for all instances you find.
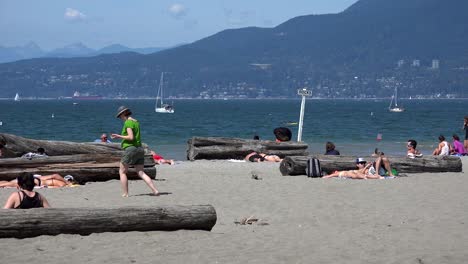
[0,0,358,50]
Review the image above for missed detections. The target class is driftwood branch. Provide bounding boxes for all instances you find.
[0,205,217,238]
[187,137,308,160]
[279,155,463,176]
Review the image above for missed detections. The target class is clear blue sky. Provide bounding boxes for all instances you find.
[0,0,358,50]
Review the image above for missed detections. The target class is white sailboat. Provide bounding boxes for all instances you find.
[14,93,20,101]
[155,72,174,113]
[388,87,404,112]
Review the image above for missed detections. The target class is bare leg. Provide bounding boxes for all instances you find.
[374,157,382,175]
[464,140,468,152]
[119,162,129,197]
[0,180,18,188]
[381,157,394,176]
[134,164,159,195]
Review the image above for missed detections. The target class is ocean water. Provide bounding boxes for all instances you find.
[1,99,467,160]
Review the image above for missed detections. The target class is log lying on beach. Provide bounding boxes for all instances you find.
[0,133,122,156]
[0,205,217,238]
[279,155,463,176]
[187,137,308,160]
[0,164,156,183]
[0,154,155,168]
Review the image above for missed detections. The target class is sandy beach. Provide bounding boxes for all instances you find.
[1,157,467,264]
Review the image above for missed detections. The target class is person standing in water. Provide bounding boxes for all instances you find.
[111,106,159,197]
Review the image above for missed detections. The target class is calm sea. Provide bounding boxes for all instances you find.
[1,99,467,160]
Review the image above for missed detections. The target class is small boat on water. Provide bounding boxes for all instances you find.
[155,72,174,114]
[389,87,405,112]
[14,93,20,101]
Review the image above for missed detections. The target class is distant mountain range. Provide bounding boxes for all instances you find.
[1,0,468,99]
[0,42,169,63]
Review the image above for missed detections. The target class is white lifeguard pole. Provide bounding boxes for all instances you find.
[297,88,312,142]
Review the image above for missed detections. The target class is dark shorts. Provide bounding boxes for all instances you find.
[121,146,145,165]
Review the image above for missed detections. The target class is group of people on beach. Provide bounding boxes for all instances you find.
[431,116,468,156]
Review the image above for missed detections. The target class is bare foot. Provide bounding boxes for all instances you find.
[122,193,129,197]
[150,192,160,196]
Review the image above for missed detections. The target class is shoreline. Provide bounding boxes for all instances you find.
[0,158,467,263]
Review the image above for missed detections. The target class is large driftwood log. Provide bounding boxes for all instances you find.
[187,137,308,160]
[0,164,157,183]
[0,205,217,238]
[0,154,155,168]
[0,133,123,156]
[280,155,463,176]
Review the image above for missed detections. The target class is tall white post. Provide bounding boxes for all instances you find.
[296,88,312,142]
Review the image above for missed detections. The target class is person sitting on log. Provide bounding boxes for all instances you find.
[94,133,112,143]
[150,150,175,165]
[3,173,50,209]
[324,141,340,155]
[432,135,450,156]
[245,151,282,162]
[322,158,383,179]
[0,174,78,188]
[273,127,292,142]
[407,139,423,158]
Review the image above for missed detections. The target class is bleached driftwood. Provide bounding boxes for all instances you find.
[187,137,308,160]
[279,155,463,176]
[0,205,217,238]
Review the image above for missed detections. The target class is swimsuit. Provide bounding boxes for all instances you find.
[15,191,43,209]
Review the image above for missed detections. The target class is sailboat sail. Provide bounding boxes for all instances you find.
[155,72,174,113]
[14,93,20,101]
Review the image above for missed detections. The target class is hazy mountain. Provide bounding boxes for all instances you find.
[0,42,45,63]
[1,0,467,98]
[0,42,170,63]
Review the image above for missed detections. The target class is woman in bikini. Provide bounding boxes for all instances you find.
[322,158,383,179]
[245,151,282,162]
[0,173,76,188]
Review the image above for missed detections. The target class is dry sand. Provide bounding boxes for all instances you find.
[1,157,468,264]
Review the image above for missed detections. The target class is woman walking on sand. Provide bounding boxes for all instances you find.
[111,106,159,197]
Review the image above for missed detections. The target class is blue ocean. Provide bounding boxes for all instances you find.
[1,99,467,160]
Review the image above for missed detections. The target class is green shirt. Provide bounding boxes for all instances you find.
[121,119,141,149]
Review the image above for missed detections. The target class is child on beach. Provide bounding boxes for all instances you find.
[111,106,159,197]
[3,174,50,209]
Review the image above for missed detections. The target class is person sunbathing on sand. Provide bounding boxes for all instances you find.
[245,151,282,162]
[0,174,78,188]
[150,150,175,165]
[322,158,383,179]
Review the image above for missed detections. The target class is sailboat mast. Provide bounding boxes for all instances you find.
[395,87,398,107]
[160,72,164,105]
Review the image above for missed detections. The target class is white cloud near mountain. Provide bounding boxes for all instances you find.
[168,4,187,19]
[64,8,87,22]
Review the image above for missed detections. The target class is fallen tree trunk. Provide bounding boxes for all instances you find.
[0,133,123,156]
[280,155,463,176]
[0,205,217,238]
[0,162,157,182]
[0,154,155,168]
[187,137,308,160]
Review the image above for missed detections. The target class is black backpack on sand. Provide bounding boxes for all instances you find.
[306,157,322,178]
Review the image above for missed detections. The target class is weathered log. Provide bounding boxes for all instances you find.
[0,154,155,168]
[187,137,308,160]
[0,205,217,238]
[0,133,124,156]
[280,155,463,176]
[0,163,156,183]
